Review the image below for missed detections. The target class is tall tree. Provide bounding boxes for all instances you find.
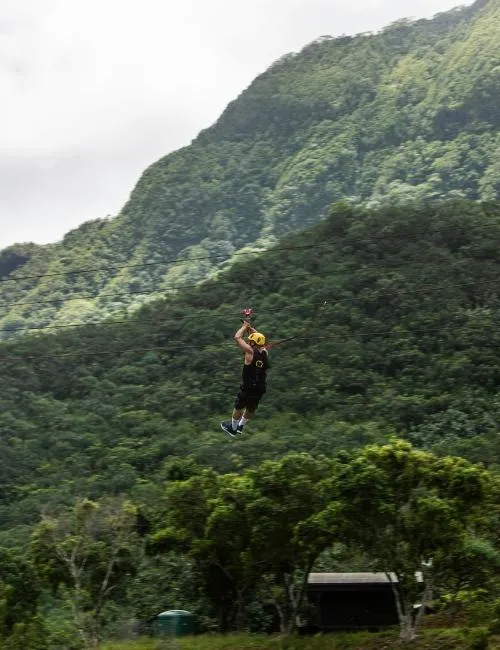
[247,453,336,633]
[31,498,138,649]
[150,469,259,631]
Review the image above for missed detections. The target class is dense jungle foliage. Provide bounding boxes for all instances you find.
[0,199,499,647]
[1,0,500,335]
[1,1,500,646]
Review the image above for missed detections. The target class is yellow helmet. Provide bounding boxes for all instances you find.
[248,332,266,347]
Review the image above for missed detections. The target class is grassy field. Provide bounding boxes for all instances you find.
[101,629,500,650]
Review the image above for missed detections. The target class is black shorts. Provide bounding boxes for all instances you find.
[234,388,265,412]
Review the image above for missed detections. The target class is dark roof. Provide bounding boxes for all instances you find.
[308,572,423,585]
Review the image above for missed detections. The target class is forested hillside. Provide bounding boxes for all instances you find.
[2,1,500,645]
[1,198,499,536]
[1,199,500,647]
[1,0,500,336]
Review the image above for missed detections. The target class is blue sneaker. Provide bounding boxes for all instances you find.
[221,421,236,437]
[236,424,244,434]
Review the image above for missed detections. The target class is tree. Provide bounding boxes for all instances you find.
[247,453,336,633]
[434,536,500,619]
[150,454,336,633]
[150,469,259,631]
[330,439,491,641]
[0,548,45,645]
[31,498,139,649]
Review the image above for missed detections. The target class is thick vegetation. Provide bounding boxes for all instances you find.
[0,200,499,647]
[1,0,500,335]
[1,2,500,647]
[1,200,499,522]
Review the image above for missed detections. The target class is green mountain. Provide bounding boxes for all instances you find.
[1,198,499,542]
[1,0,500,338]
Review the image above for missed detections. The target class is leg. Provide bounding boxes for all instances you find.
[232,407,244,421]
[237,395,262,433]
[221,391,247,437]
[230,407,244,431]
[232,390,248,425]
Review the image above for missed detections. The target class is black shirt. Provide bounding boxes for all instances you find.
[241,348,269,394]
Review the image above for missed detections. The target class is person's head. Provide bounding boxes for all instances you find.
[248,332,266,347]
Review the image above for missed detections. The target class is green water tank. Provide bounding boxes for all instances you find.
[155,609,196,637]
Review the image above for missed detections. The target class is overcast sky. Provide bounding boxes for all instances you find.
[0,0,471,249]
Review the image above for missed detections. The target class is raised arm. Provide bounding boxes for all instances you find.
[234,321,254,358]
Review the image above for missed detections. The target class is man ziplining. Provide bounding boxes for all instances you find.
[221,319,270,438]
[220,301,326,437]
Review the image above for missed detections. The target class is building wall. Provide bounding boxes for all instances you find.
[307,585,398,630]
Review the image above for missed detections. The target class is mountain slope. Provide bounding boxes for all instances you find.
[1,0,499,337]
[1,198,499,538]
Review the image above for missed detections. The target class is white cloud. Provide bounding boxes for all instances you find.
[0,0,471,247]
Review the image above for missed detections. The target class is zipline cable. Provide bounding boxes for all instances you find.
[1,261,498,310]
[0,298,318,334]
[0,242,326,285]
[0,316,491,363]
[0,266,336,318]
[0,272,498,335]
